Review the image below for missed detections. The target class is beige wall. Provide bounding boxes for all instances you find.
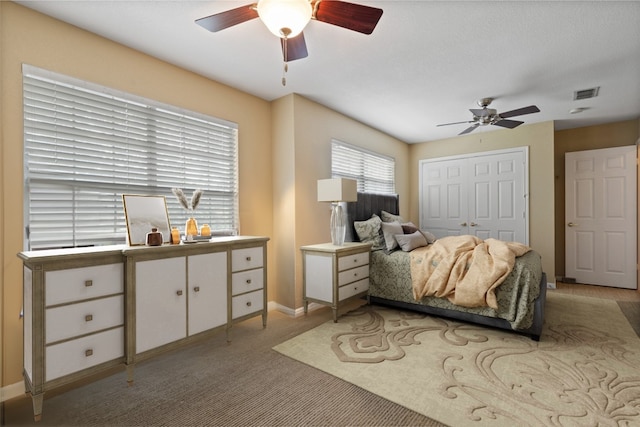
[408,121,556,282]
[553,119,640,277]
[272,94,409,310]
[1,2,273,386]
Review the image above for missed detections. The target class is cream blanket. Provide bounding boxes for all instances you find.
[410,235,530,309]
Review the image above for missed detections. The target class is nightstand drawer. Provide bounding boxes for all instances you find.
[232,268,264,295]
[338,265,369,287]
[46,263,123,306]
[46,295,124,344]
[232,289,264,319]
[232,247,263,272]
[339,278,369,301]
[46,327,124,382]
[338,252,369,271]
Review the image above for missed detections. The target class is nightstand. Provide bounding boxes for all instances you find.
[301,242,372,322]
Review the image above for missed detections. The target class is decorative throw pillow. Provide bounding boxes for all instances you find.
[380,221,404,252]
[354,214,385,251]
[395,230,428,252]
[401,221,437,244]
[381,210,405,224]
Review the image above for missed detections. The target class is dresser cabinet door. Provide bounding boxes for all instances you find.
[188,252,227,335]
[135,257,186,353]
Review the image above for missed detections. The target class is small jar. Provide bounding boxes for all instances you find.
[170,227,180,244]
[200,224,211,237]
[146,228,163,246]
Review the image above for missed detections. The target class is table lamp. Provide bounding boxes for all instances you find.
[317,178,358,246]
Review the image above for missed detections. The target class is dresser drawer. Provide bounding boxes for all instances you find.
[338,251,369,271]
[232,268,264,295]
[46,327,124,382]
[231,247,263,272]
[46,295,124,344]
[232,289,264,319]
[46,263,123,306]
[339,278,369,301]
[338,265,369,287]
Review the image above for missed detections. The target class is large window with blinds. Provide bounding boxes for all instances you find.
[23,65,239,250]
[331,140,395,194]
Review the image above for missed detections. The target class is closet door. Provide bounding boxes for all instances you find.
[420,147,528,244]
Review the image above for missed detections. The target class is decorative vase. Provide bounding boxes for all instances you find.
[185,217,198,238]
[170,227,180,244]
[200,224,211,237]
[330,203,346,246]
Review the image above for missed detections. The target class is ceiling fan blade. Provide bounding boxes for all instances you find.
[498,105,540,118]
[493,119,524,129]
[195,4,258,32]
[314,0,383,34]
[281,33,308,62]
[437,120,474,127]
[459,124,480,135]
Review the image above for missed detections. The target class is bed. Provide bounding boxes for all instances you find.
[345,192,547,341]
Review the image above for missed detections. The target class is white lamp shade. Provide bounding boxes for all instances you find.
[317,178,358,202]
[257,0,312,38]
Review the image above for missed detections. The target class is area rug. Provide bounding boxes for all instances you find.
[274,292,640,426]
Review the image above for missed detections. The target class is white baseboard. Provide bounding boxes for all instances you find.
[267,301,324,317]
[1,381,25,402]
[547,282,557,289]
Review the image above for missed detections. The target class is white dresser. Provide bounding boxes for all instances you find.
[301,242,372,322]
[20,245,126,421]
[19,236,268,421]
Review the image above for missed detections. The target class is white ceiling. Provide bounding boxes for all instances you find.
[14,0,640,143]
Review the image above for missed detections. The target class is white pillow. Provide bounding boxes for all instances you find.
[354,214,385,251]
[395,230,428,252]
[381,210,405,223]
[380,221,403,252]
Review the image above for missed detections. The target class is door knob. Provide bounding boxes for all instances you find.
[460,222,467,227]
[567,222,577,227]
[470,222,477,227]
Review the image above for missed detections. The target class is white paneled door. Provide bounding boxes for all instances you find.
[419,147,528,244]
[565,145,637,289]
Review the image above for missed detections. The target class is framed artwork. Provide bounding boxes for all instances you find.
[122,195,171,246]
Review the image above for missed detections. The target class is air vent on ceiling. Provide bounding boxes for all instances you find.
[574,87,600,100]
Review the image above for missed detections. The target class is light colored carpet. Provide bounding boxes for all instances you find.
[274,292,640,426]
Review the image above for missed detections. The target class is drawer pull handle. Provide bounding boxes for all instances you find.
[246,301,252,307]
[246,256,252,262]
[85,280,93,287]
[194,286,200,292]
[246,279,252,284]
[85,314,93,322]
[354,272,358,277]
[353,259,357,263]
[85,349,93,357]
[176,290,183,296]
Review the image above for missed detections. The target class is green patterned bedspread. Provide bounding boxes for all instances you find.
[368,249,542,330]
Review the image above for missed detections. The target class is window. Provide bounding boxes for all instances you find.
[23,65,239,250]
[331,140,395,194]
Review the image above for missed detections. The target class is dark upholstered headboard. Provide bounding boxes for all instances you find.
[345,192,399,242]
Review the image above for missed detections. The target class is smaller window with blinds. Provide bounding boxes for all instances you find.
[331,140,395,194]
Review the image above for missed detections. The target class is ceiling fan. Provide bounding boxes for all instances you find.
[195,0,383,64]
[437,98,541,135]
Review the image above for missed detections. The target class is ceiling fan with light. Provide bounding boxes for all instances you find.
[195,0,383,84]
[437,98,541,135]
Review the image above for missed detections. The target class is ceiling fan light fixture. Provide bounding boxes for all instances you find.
[257,0,312,38]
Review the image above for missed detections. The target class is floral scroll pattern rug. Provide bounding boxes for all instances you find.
[273,292,640,426]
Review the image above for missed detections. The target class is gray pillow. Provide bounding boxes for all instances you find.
[401,221,437,244]
[395,230,428,252]
[354,214,385,251]
[381,210,405,223]
[380,221,403,252]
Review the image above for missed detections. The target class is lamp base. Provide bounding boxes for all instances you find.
[330,203,346,246]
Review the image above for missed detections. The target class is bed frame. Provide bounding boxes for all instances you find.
[346,192,546,341]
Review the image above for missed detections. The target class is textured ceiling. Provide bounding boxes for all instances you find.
[14,0,640,143]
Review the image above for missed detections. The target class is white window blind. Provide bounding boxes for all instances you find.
[331,140,395,194]
[23,65,239,250]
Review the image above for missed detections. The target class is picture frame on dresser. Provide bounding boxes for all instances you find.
[122,194,171,245]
